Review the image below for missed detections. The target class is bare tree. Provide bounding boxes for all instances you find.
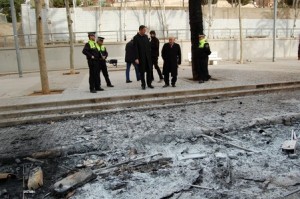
[35,0,50,94]
[189,0,204,80]
[65,0,76,74]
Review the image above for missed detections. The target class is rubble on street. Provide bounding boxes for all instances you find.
[0,91,300,199]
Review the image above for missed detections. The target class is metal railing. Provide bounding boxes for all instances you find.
[1,28,299,48]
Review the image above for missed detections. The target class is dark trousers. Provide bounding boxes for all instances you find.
[100,61,112,86]
[140,71,152,87]
[152,57,163,80]
[95,64,102,89]
[163,71,177,86]
[88,59,100,91]
[198,56,210,81]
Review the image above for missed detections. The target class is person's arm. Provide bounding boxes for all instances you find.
[177,44,182,65]
[161,44,166,61]
[204,43,211,56]
[133,36,140,64]
[104,47,108,59]
[82,43,94,59]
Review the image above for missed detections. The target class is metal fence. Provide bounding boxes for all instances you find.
[1,28,300,48]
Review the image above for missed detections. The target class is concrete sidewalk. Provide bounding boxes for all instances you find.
[0,59,299,108]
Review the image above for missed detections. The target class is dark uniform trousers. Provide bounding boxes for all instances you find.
[100,60,112,86]
[198,56,209,81]
[88,59,100,91]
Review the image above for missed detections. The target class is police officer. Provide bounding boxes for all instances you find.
[82,32,103,93]
[198,34,211,83]
[97,37,114,88]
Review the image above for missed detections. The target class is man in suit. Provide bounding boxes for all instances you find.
[161,37,181,87]
[125,39,140,83]
[133,25,154,90]
[150,30,163,82]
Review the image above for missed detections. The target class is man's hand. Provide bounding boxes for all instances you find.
[135,59,139,65]
[91,56,94,59]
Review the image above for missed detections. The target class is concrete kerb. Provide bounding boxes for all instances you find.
[1,84,300,128]
[1,80,300,112]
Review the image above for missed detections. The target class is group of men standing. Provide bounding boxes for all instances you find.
[131,25,182,89]
[83,25,212,92]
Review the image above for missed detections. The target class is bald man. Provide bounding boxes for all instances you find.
[161,37,181,87]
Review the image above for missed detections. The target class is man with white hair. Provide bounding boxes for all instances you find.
[161,36,181,87]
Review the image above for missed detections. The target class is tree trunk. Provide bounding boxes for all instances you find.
[65,0,75,74]
[238,0,243,64]
[35,0,50,94]
[189,0,203,80]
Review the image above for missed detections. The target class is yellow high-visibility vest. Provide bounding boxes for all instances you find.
[88,40,100,51]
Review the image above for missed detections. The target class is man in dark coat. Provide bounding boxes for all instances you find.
[150,30,163,82]
[82,32,103,93]
[125,39,140,83]
[198,34,211,83]
[161,37,181,87]
[97,37,114,87]
[133,25,153,90]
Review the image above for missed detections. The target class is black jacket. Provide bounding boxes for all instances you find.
[82,41,100,60]
[133,33,152,73]
[198,42,211,58]
[162,43,181,76]
[125,40,135,63]
[150,36,159,58]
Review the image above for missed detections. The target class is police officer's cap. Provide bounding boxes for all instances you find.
[88,32,96,36]
[98,37,105,41]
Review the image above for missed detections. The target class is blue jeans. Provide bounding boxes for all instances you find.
[126,62,140,81]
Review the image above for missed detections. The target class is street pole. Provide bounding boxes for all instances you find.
[35,0,50,94]
[238,0,243,64]
[9,0,23,77]
[273,0,277,62]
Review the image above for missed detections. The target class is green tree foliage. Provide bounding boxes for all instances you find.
[282,0,300,7]
[201,0,218,5]
[51,0,80,8]
[226,0,253,6]
[0,0,23,22]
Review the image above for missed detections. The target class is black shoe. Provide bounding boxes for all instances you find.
[107,84,114,87]
[172,84,176,87]
[199,80,204,84]
[90,90,97,93]
[148,85,154,89]
[142,85,146,90]
[96,87,104,91]
[126,80,132,83]
[162,84,169,88]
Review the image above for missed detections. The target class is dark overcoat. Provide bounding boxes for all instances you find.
[161,43,181,76]
[150,36,159,58]
[133,33,152,73]
[125,40,135,63]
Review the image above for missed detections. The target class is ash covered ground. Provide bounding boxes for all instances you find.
[0,91,300,199]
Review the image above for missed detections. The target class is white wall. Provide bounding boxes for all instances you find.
[21,5,300,45]
[1,38,298,74]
